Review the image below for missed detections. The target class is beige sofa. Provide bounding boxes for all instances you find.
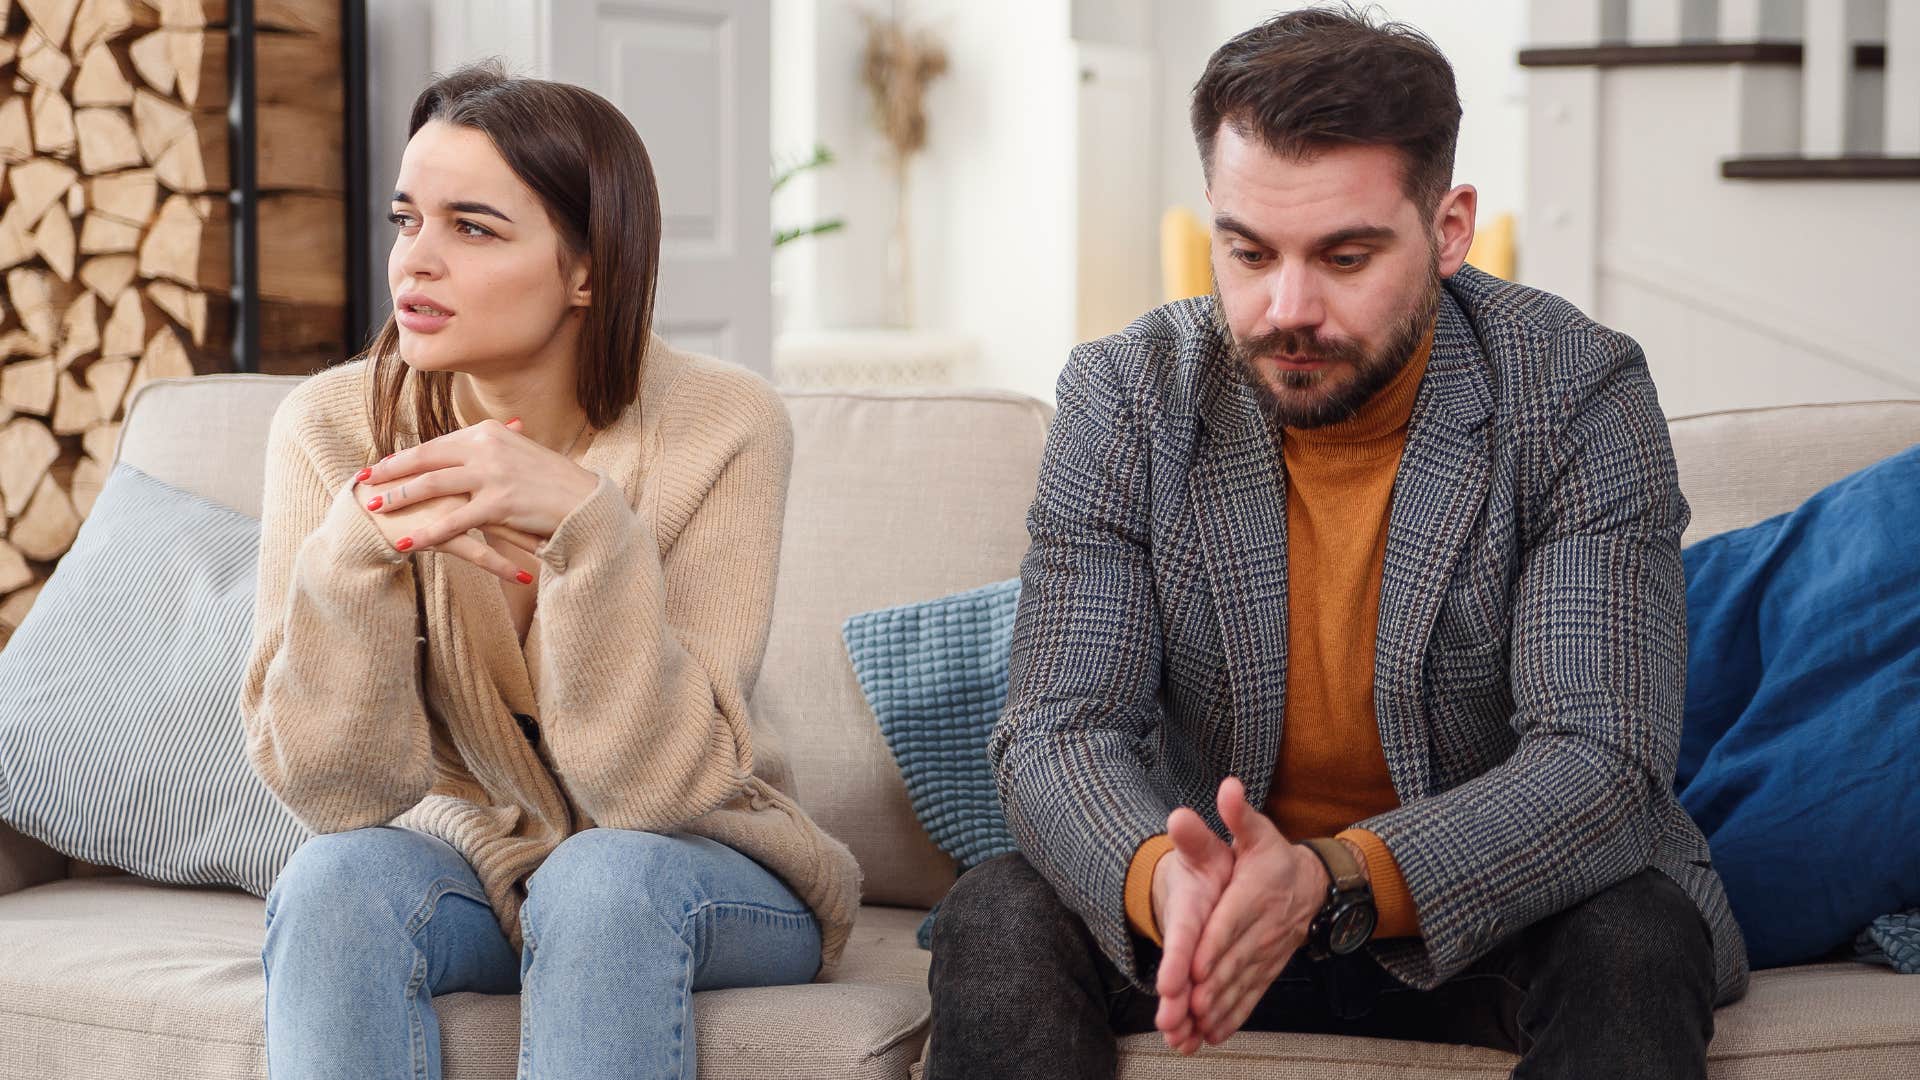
[0,375,1916,1079]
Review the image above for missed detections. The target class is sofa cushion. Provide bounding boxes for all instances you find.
[1666,400,1920,546]
[1102,958,1920,1080]
[757,390,1051,908]
[0,464,309,897]
[0,877,933,1079]
[116,376,300,518]
[907,965,1920,1079]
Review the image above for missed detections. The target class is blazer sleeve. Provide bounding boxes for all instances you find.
[239,391,435,833]
[1352,328,1690,986]
[989,341,1176,987]
[525,382,791,831]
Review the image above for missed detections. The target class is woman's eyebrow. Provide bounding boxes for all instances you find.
[389,191,515,224]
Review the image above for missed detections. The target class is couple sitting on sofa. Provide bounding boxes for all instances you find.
[250,9,1742,1080]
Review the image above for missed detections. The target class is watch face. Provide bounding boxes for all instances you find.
[1329,900,1378,955]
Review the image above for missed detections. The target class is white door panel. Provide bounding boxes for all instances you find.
[1075,43,1159,343]
[537,0,773,373]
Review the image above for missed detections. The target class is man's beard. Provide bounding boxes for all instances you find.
[1216,260,1441,430]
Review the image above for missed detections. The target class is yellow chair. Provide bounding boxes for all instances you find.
[1466,212,1515,280]
[1161,206,1212,302]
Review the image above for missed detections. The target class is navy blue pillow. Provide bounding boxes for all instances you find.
[1679,444,1920,969]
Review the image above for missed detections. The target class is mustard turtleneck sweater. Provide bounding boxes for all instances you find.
[1125,328,1433,946]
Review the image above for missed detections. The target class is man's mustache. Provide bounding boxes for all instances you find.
[1233,329,1368,366]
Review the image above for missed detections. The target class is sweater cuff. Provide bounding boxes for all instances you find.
[1338,827,1419,939]
[325,479,411,566]
[537,474,633,574]
[1124,833,1175,946]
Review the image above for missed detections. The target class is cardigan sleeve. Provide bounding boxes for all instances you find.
[525,378,793,831]
[239,390,435,833]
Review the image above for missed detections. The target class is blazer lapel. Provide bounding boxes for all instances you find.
[1373,286,1496,803]
[1189,338,1290,808]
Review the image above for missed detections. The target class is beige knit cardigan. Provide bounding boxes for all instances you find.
[240,339,861,971]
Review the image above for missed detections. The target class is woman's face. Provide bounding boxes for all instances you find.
[387,120,589,376]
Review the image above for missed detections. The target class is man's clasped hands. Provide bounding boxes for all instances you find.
[1149,776,1352,1054]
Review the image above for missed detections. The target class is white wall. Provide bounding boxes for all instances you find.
[364,0,546,331]
[774,1,1530,402]
[1523,2,1920,417]
[365,0,436,327]
[774,0,1080,402]
[905,1,1079,401]
[1589,66,1920,414]
[773,0,895,333]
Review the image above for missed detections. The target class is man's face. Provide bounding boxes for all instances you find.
[1206,129,1454,429]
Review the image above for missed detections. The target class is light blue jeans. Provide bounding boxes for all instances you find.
[262,826,822,1080]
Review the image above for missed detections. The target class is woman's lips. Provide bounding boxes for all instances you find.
[396,306,453,333]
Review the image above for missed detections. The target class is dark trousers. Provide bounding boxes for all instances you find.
[925,853,1717,1080]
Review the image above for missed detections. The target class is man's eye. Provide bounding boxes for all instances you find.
[1231,249,1266,266]
[388,212,415,228]
[1328,253,1369,270]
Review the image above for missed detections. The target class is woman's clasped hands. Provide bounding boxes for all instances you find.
[350,417,600,585]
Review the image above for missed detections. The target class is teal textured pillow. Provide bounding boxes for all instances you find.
[843,578,1021,900]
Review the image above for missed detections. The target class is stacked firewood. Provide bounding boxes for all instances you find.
[0,0,346,642]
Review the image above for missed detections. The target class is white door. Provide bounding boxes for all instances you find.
[1075,42,1159,343]
[452,0,774,374]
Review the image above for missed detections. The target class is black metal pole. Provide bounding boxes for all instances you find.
[228,0,260,372]
[343,0,371,356]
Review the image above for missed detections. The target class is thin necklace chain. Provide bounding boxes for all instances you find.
[453,396,591,459]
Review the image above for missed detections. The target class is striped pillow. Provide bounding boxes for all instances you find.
[0,463,309,896]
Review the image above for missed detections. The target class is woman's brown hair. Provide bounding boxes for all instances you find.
[364,60,663,455]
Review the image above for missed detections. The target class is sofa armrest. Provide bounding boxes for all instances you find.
[0,821,66,897]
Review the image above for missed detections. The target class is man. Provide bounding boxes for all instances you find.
[925,8,1748,1079]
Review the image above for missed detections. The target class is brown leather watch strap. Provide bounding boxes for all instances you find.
[1303,837,1366,894]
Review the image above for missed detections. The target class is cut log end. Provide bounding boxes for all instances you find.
[12,472,81,562]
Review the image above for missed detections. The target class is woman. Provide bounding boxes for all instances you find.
[240,62,859,1079]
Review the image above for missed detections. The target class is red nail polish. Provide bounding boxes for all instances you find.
[355,467,372,482]
[366,495,384,511]
[395,537,414,552]
[515,570,533,585]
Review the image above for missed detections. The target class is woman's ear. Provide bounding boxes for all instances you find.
[565,253,591,308]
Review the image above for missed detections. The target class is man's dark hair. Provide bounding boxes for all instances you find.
[1191,5,1461,213]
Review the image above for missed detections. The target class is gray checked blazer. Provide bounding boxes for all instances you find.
[990,265,1749,1006]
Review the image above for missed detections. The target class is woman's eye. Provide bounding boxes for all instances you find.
[456,219,495,238]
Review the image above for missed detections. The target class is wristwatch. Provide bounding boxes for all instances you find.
[1301,837,1377,959]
